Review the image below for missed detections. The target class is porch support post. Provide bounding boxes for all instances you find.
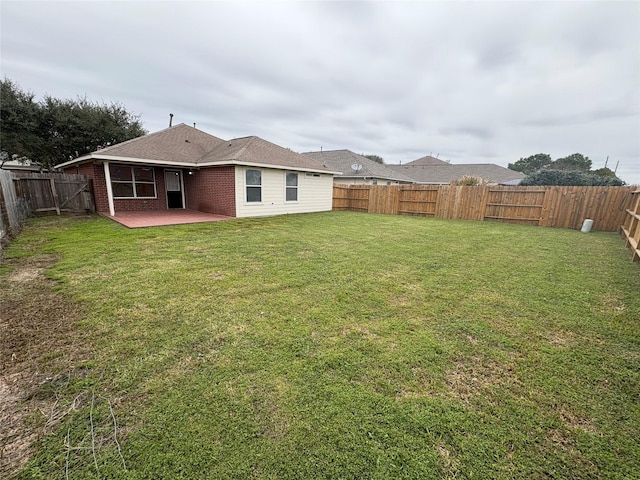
[103,161,115,216]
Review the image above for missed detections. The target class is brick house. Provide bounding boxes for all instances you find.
[55,124,339,218]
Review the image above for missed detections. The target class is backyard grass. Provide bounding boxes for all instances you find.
[2,211,639,479]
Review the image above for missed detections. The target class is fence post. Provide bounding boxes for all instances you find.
[49,177,61,215]
[0,177,10,233]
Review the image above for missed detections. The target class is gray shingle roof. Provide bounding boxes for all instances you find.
[201,136,335,172]
[405,155,449,166]
[387,163,526,185]
[56,124,334,173]
[92,123,225,163]
[303,150,415,182]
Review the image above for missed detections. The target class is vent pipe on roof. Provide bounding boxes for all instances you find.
[169,113,174,127]
[193,123,196,128]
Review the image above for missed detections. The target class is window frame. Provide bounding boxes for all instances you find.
[245,168,262,203]
[285,172,298,202]
[110,164,157,199]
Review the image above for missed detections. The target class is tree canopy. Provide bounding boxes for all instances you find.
[551,153,592,172]
[1,78,147,169]
[511,151,623,185]
[508,153,552,175]
[520,170,624,186]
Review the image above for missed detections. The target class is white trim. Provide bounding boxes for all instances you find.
[200,160,341,175]
[55,155,93,169]
[245,168,262,204]
[110,164,157,199]
[164,169,185,209]
[93,155,183,167]
[285,172,298,203]
[55,154,341,175]
[103,161,115,216]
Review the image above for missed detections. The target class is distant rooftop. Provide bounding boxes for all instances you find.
[387,161,525,185]
[303,149,415,182]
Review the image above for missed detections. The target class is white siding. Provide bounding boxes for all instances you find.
[235,167,334,218]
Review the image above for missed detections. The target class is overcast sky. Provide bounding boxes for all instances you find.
[1,1,639,183]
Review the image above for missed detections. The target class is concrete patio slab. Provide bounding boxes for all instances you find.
[103,210,233,228]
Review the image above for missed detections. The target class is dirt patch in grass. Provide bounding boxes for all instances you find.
[436,442,459,479]
[445,354,520,404]
[1,254,89,477]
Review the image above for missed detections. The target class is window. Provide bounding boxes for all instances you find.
[110,165,156,198]
[246,169,262,202]
[286,172,298,202]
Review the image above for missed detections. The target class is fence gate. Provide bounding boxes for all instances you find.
[13,173,95,215]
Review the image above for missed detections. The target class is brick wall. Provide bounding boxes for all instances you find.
[63,163,236,215]
[64,162,167,213]
[184,166,236,217]
[64,163,109,212]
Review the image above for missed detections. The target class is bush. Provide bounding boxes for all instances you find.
[521,170,624,186]
[451,175,488,186]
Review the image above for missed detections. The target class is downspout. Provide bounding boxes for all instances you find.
[103,161,116,216]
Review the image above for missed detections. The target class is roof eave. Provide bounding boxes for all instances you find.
[54,154,95,169]
[56,155,341,175]
[56,154,201,169]
[198,159,340,175]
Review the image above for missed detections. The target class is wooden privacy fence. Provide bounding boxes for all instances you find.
[0,171,94,246]
[12,172,94,215]
[621,189,640,261]
[333,184,635,232]
[0,169,30,239]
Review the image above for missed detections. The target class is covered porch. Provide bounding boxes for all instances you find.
[103,209,233,228]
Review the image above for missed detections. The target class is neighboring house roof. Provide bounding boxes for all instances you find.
[404,155,449,166]
[55,124,337,174]
[0,159,45,172]
[302,149,415,183]
[387,163,526,185]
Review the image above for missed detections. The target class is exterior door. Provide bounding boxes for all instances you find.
[165,170,184,209]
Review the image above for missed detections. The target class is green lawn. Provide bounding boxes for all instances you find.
[4,211,640,479]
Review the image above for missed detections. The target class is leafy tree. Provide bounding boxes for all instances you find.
[520,170,624,186]
[508,153,552,175]
[1,78,147,169]
[591,167,618,178]
[550,153,592,172]
[0,78,42,167]
[363,154,384,164]
[36,95,146,168]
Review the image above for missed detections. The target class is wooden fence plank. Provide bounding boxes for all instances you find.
[9,172,94,216]
[49,177,61,215]
[621,190,640,261]
[333,184,634,233]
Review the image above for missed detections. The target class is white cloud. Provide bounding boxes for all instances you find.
[1,1,638,183]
